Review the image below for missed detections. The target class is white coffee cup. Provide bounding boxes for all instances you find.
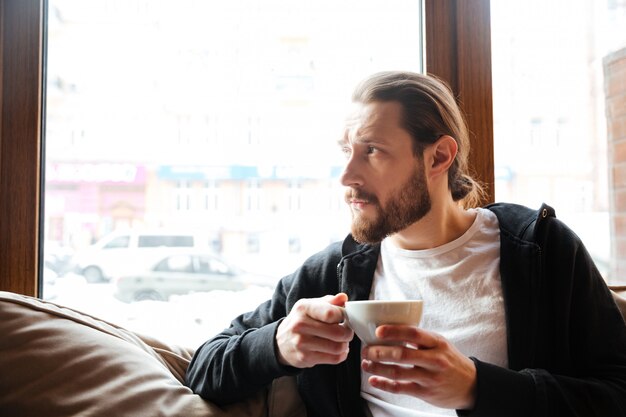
[340,300,423,346]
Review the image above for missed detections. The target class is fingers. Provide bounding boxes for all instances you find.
[290,314,354,342]
[360,326,478,410]
[277,319,350,367]
[302,293,348,324]
[275,294,354,368]
[362,326,451,372]
[363,355,477,410]
[291,333,351,365]
[295,334,351,355]
[375,325,439,349]
[326,292,349,306]
[362,344,446,372]
[361,358,436,383]
[366,376,428,398]
[361,358,445,404]
[286,348,349,368]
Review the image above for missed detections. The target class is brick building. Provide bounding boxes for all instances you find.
[605,46,626,281]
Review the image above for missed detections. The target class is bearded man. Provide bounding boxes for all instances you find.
[186,71,626,417]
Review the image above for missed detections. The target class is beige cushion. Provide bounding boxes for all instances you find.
[267,376,307,417]
[0,291,269,417]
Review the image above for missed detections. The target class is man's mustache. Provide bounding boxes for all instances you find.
[344,188,379,206]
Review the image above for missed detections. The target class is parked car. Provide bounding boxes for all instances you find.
[113,249,275,302]
[44,242,75,276]
[70,229,208,282]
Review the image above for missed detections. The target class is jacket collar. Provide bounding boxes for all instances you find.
[486,202,556,242]
[487,202,556,369]
[338,234,380,302]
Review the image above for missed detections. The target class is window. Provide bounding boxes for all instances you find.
[491,0,626,284]
[202,257,231,275]
[158,255,194,274]
[39,0,425,345]
[0,1,493,344]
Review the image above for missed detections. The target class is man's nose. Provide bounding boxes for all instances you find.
[339,155,363,188]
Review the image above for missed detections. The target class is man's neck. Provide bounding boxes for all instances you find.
[387,200,477,251]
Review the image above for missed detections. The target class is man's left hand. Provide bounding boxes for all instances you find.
[361,325,477,410]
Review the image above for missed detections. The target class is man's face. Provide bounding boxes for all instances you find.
[339,101,431,243]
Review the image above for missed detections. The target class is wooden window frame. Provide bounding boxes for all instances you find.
[0,0,493,296]
[0,0,45,296]
[425,0,494,204]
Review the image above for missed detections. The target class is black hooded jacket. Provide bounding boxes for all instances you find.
[186,203,626,417]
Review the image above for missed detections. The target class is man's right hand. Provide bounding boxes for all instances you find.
[276,293,354,368]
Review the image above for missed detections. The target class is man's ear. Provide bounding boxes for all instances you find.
[425,135,458,177]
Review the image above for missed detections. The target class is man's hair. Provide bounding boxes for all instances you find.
[351,71,486,208]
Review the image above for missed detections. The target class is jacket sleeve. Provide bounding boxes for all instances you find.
[461,213,626,417]
[185,275,301,404]
[184,242,344,405]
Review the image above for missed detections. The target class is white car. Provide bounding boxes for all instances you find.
[113,250,275,303]
[70,230,209,282]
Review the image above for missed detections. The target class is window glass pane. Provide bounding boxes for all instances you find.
[43,0,423,346]
[163,255,194,273]
[491,0,626,285]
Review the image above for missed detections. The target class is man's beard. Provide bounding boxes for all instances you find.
[345,165,432,244]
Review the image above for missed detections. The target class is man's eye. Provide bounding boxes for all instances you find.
[366,146,376,154]
[341,147,352,157]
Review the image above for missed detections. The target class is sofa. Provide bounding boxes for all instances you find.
[0,291,306,417]
[1,288,625,416]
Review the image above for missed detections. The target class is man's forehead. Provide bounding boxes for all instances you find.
[344,102,368,129]
[343,101,403,137]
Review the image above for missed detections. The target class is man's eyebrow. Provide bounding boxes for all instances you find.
[337,136,388,149]
[354,136,387,146]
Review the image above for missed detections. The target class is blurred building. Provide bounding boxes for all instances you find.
[604,46,626,281]
[43,0,422,276]
[492,0,626,283]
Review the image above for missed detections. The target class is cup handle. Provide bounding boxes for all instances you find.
[337,306,351,329]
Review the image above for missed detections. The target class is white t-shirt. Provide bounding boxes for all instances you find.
[361,208,508,417]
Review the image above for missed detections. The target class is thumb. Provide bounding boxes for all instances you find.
[327,292,348,307]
